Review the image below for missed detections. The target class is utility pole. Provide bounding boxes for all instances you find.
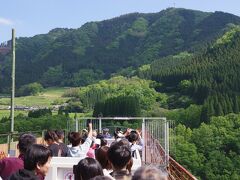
[10,29,15,133]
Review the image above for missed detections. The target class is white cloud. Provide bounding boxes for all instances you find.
[0,17,14,25]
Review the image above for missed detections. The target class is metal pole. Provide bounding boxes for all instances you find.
[166,120,169,166]
[142,118,145,164]
[75,117,78,132]
[10,29,15,134]
[7,134,10,156]
[164,117,169,166]
[99,117,102,133]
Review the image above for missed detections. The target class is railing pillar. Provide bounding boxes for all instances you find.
[142,118,145,164]
[75,118,78,132]
[99,117,102,133]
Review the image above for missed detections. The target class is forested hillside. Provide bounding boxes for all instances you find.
[136,26,240,124]
[1,8,240,92]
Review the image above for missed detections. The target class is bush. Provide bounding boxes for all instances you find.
[28,108,52,118]
[17,82,44,96]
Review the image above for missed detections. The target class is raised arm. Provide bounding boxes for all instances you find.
[87,122,93,138]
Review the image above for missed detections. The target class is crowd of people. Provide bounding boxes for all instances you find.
[0,122,168,180]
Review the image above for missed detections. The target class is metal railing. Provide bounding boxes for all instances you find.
[0,130,45,156]
[68,117,172,169]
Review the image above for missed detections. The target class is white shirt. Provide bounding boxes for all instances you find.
[67,137,92,158]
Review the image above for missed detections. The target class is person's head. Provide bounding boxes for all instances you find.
[127,131,139,143]
[90,176,113,180]
[73,157,103,180]
[107,141,132,170]
[55,130,65,142]
[95,146,112,170]
[24,144,52,176]
[132,166,168,180]
[114,127,121,139]
[102,128,109,135]
[82,129,88,136]
[18,133,36,155]
[44,130,58,145]
[100,139,107,146]
[68,132,81,147]
[117,139,130,147]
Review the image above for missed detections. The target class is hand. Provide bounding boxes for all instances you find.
[136,129,142,137]
[88,122,92,129]
[127,128,131,133]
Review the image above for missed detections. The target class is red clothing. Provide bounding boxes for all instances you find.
[87,148,95,158]
[0,154,24,180]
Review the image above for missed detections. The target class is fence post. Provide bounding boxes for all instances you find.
[7,133,11,156]
[142,118,145,164]
[99,117,102,133]
[75,117,78,132]
[164,118,169,166]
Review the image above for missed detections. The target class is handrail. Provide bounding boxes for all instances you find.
[168,156,197,180]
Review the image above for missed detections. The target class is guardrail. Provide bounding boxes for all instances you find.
[168,157,197,180]
[0,130,45,156]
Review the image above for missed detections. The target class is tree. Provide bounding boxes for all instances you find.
[17,82,44,96]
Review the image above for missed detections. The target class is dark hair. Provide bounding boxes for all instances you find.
[68,132,81,147]
[44,130,58,142]
[113,127,121,139]
[55,130,64,139]
[132,166,167,180]
[18,133,36,154]
[81,133,88,144]
[73,157,103,180]
[107,141,131,170]
[24,144,52,171]
[100,139,107,146]
[117,139,130,147]
[90,176,113,180]
[95,146,111,170]
[127,131,139,143]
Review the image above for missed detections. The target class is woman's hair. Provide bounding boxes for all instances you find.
[132,166,167,180]
[44,130,58,142]
[127,131,139,143]
[68,132,81,147]
[24,144,52,171]
[55,130,64,140]
[95,146,112,170]
[18,133,36,154]
[73,157,103,180]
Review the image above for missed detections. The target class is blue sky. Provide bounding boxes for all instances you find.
[1,0,240,43]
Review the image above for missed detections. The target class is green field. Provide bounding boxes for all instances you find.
[0,87,70,119]
[0,110,28,119]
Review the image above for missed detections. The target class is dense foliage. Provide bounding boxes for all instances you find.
[93,95,141,117]
[173,114,240,179]
[28,108,52,118]
[63,76,164,113]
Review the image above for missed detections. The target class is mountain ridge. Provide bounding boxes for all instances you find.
[1,8,240,91]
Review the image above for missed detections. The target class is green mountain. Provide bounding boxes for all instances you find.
[141,25,240,122]
[1,8,240,91]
